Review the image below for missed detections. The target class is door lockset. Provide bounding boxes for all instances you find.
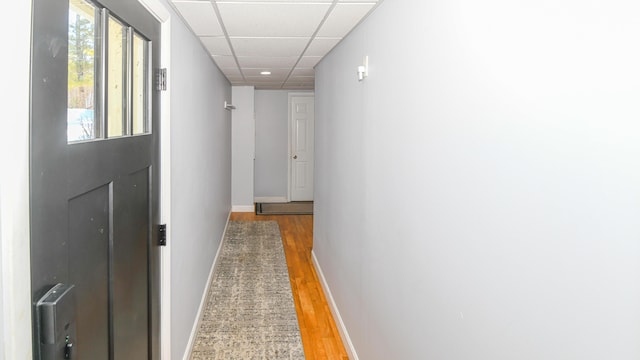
[37,283,76,360]
[64,336,73,359]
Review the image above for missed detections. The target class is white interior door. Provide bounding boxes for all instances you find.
[290,95,315,201]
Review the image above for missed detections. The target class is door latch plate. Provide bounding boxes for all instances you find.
[158,224,167,246]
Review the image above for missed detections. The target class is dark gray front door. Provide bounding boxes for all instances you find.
[30,0,161,358]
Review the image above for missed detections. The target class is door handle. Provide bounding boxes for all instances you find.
[65,341,73,359]
[293,155,298,159]
[37,283,76,360]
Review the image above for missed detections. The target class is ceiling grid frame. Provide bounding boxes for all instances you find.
[209,0,248,83]
[170,0,383,89]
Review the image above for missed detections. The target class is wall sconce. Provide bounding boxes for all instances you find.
[357,56,369,81]
[224,101,236,110]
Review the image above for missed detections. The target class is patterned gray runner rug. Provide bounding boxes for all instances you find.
[190,221,305,360]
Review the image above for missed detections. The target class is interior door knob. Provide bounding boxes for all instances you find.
[293,155,298,159]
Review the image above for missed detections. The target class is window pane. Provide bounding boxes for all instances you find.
[132,34,148,135]
[107,17,126,138]
[68,0,97,142]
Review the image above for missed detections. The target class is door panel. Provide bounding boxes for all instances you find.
[68,185,111,360]
[290,95,315,201]
[296,162,308,190]
[113,169,150,359]
[296,118,308,151]
[30,0,161,358]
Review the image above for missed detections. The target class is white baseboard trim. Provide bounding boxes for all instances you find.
[311,250,359,360]
[254,196,288,203]
[231,205,255,212]
[183,211,231,360]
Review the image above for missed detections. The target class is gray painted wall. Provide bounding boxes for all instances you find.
[314,1,640,359]
[170,9,231,359]
[254,90,289,199]
[231,86,255,209]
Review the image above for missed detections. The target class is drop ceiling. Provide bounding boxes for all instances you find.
[169,0,381,90]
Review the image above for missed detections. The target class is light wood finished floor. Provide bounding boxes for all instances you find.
[230,212,349,360]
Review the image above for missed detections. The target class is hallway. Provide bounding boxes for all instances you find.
[229,213,348,360]
[3,0,640,358]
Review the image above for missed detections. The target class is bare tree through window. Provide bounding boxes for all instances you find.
[68,0,96,142]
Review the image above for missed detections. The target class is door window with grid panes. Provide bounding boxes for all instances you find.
[68,0,151,143]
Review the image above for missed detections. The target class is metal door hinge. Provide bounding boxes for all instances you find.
[158,224,167,246]
[156,68,167,91]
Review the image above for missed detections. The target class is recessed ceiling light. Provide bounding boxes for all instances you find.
[260,71,271,75]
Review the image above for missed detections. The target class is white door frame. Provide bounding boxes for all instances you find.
[0,2,33,358]
[136,1,172,359]
[288,92,315,202]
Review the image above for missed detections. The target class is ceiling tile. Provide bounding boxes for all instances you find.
[304,38,341,56]
[285,85,314,90]
[221,67,243,78]
[286,75,315,81]
[231,37,309,57]
[256,84,283,90]
[246,78,287,85]
[254,84,285,90]
[201,36,232,55]
[283,81,314,85]
[243,68,291,78]
[227,76,245,82]
[287,78,315,84]
[283,83,314,90]
[316,3,375,38]
[291,68,315,77]
[227,74,245,80]
[236,56,298,68]
[172,0,382,89]
[218,3,331,37]
[297,56,323,68]
[173,1,223,36]
[212,56,237,68]
[219,0,332,2]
